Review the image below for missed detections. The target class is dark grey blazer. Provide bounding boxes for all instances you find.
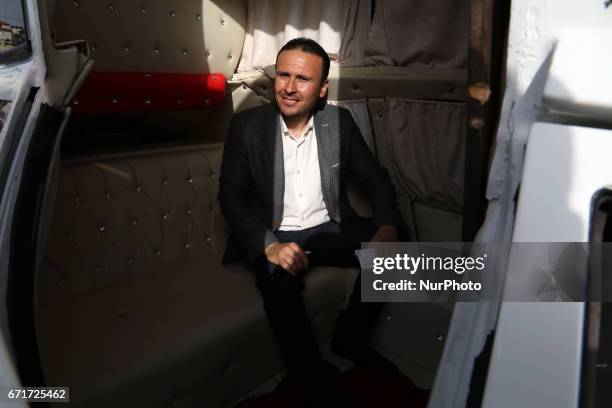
[218,102,399,263]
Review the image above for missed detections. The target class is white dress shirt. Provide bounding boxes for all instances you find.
[279,115,330,231]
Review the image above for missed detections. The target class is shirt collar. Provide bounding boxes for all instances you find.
[280,114,314,139]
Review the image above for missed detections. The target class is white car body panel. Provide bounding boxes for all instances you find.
[432,1,612,407]
[0,0,45,405]
[484,124,612,407]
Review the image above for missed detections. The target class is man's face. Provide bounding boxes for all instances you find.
[274,49,329,121]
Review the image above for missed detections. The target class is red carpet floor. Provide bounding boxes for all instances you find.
[235,367,430,408]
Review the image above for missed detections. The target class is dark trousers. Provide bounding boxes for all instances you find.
[252,217,384,382]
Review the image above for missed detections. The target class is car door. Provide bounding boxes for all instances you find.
[0,0,88,401]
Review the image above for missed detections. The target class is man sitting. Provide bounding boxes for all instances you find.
[219,38,400,407]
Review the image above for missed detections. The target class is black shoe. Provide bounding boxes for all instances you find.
[331,336,398,377]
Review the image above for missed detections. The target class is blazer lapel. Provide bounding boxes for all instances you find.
[314,107,332,211]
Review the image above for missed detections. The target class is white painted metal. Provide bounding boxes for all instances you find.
[543,28,612,122]
[484,124,612,408]
[430,1,612,407]
[0,0,46,403]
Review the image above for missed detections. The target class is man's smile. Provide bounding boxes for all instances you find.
[280,95,301,106]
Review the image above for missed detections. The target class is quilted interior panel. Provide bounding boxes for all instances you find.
[40,143,227,305]
[51,0,246,77]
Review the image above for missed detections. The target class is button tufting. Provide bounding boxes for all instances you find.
[185,243,191,249]
[72,1,80,8]
[127,258,134,264]
[145,98,152,105]
[140,7,147,14]
[204,97,210,104]
[112,97,119,104]
[177,98,183,104]
[95,267,101,272]
[211,75,217,80]
[210,173,217,178]
[187,177,193,183]
[377,111,383,117]
[136,185,141,192]
[73,99,79,105]
[163,179,169,185]
[186,209,192,215]
[227,54,233,60]
[155,250,161,256]
[242,84,247,90]
[108,3,115,12]
[205,237,212,244]
[196,14,201,20]
[91,44,97,51]
[169,10,176,17]
[181,49,189,56]
[153,48,160,55]
[98,225,105,232]
[131,219,137,226]
[67,234,74,240]
[162,213,168,220]
[220,17,226,25]
[206,50,211,57]
[74,196,80,203]
[106,192,111,198]
[122,46,130,52]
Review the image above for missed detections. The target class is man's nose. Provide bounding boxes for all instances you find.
[285,77,297,94]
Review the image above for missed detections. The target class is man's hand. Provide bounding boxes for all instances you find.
[264,242,310,275]
[370,225,399,243]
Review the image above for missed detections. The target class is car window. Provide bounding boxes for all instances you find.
[0,0,29,63]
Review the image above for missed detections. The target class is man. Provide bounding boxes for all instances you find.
[219,38,400,407]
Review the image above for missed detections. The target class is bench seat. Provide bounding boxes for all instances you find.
[37,143,358,407]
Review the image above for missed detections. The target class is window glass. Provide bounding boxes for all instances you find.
[0,0,29,62]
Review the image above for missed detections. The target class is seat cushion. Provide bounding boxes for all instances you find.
[37,258,357,407]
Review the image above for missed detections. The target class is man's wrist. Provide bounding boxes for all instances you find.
[264,241,280,257]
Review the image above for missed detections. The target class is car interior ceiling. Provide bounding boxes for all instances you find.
[32,0,474,406]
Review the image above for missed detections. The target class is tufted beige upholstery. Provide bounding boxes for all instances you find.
[37,143,358,407]
[53,0,246,77]
[40,144,225,303]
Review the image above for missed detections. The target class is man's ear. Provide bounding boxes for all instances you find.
[319,79,329,98]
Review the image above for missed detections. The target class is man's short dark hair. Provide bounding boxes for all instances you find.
[276,37,330,83]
